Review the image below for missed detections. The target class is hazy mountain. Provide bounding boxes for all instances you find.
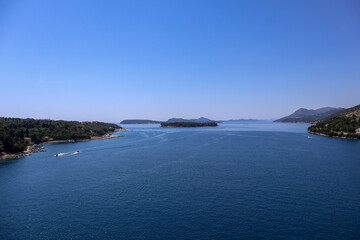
[166,117,215,123]
[222,119,264,122]
[120,119,162,124]
[324,104,360,119]
[274,107,344,123]
[121,117,217,124]
[161,122,218,128]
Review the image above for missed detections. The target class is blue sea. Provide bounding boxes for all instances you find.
[1,122,360,239]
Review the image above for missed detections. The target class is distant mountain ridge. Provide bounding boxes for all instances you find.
[274,107,344,123]
[161,121,218,128]
[222,119,263,122]
[324,105,360,119]
[120,119,162,124]
[120,117,218,124]
[166,117,216,123]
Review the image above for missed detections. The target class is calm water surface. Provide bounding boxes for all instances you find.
[1,122,360,239]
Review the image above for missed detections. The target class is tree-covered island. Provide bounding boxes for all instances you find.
[161,121,218,127]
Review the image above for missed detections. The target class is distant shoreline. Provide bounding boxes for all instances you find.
[0,128,126,161]
[160,122,218,128]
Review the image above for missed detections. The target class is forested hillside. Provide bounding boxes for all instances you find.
[0,118,121,154]
[308,105,360,139]
[275,107,344,123]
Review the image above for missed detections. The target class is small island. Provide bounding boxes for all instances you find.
[161,121,218,128]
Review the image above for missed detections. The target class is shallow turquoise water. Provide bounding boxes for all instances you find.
[1,122,360,239]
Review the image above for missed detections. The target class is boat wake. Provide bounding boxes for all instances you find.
[55,150,80,157]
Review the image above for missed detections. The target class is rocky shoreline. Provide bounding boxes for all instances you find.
[0,129,126,161]
[0,144,44,161]
[307,130,359,140]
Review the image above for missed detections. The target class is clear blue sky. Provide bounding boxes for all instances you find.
[1,0,359,122]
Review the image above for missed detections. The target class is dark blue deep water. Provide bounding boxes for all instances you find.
[1,122,360,239]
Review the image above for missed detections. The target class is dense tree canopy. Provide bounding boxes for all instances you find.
[308,115,360,139]
[0,118,121,154]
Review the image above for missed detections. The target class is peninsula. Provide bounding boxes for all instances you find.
[0,118,123,160]
[308,104,360,139]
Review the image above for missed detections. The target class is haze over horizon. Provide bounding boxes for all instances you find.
[1,0,359,122]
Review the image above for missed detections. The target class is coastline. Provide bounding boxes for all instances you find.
[274,121,312,123]
[307,130,359,140]
[0,128,127,161]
